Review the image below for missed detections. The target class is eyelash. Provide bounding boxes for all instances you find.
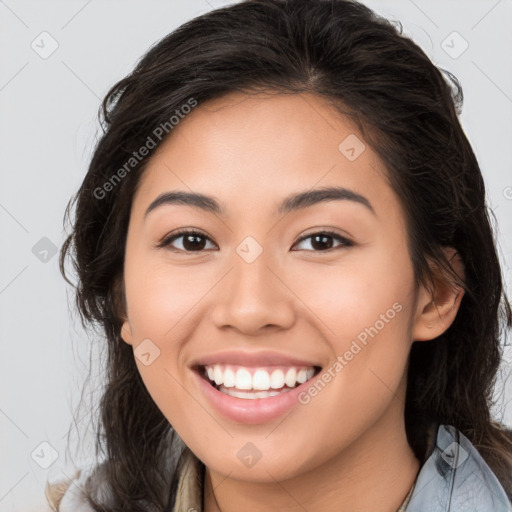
[156,228,354,253]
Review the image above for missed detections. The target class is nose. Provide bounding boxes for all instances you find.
[210,250,296,335]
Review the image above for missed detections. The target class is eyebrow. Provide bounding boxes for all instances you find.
[144,186,376,219]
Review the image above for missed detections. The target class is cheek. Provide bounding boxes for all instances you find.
[290,245,413,339]
[291,246,414,402]
[123,258,204,420]
[124,256,210,336]
[121,254,195,386]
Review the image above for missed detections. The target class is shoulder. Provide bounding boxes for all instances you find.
[42,437,186,511]
[44,467,100,512]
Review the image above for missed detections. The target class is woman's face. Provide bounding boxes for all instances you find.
[120,91,443,482]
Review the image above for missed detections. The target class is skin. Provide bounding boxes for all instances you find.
[120,91,464,512]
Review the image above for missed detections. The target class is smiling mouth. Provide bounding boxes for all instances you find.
[193,364,322,399]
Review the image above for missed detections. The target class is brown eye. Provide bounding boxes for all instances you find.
[292,231,353,252]
[156,229,353,253]
[157,230,216,252]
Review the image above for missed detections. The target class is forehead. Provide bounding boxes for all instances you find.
[132,91,396,220]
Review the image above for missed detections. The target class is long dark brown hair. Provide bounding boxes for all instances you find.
[58,0,512,509]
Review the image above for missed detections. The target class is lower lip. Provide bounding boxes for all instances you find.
[192,369,317,424]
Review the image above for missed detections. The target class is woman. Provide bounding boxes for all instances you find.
[46,0,512,510]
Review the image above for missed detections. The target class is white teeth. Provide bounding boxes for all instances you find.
[297,368,308,384]
[213,366,223,386]
[219,385,289,399]
[203,364,317,391]
[252,370,270,390]
[285,368,297,388]
[270,369,285,389]
[235,368,252,390]
[223,368,236,388]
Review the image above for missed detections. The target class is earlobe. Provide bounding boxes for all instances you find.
[121,320,133,346]
[412,248,465,342]
[112,274,132,345]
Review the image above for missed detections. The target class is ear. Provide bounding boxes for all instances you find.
[412,248,465,342]
[111,273,133,346]
[121,320,133,346]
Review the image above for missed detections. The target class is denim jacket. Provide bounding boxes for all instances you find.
[405,423,512,511]
[44,423,512,511]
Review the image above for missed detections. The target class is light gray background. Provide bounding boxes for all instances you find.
[1,0,511,510]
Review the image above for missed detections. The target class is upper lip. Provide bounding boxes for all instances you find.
[190,350,322,369]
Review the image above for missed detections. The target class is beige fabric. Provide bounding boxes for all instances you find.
[397,481,415,512]
[44,471,80,511]
[171,447,204,511]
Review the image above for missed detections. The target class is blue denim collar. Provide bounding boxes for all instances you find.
[405,424,512,511]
